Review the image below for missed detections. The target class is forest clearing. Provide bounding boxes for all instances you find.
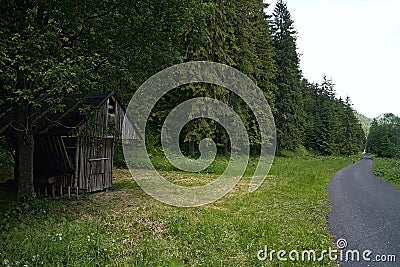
[1,0,399,266]
[0,155,360,266]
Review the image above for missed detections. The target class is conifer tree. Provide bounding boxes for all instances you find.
[302,77,365,155]
[270,0,304,152]
[367,114,400,158]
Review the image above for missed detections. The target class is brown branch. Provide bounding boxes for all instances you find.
[42,116,77,130]
[93,58,109,73]
[84,10,114,22]
[10,124,26,132]
[61,25,85,47]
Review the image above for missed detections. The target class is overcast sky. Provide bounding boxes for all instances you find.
[268,0,400,118]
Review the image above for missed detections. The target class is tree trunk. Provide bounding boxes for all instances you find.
[224,142,229,156]
[188,141,194,156]
[14,109,34,201]
[6,134,19,182]
[13,145,19,183]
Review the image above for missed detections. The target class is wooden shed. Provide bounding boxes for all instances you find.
[1,92,139,196]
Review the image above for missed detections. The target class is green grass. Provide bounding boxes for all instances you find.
[277,145,310,158]
[373,157,400,189]
[0,155,360,266]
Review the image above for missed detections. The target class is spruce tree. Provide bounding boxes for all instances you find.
[270,0,304,152]
[366,114,400,158]
[302,77,365,156]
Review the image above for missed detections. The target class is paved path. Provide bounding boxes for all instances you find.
[328,155,400,266]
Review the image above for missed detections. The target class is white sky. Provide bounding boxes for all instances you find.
[268,0,400,118]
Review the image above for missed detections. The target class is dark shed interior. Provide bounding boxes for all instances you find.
[0,92,139,196]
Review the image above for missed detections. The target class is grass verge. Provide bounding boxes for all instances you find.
[372,157,400,189]
[0,156,359,266]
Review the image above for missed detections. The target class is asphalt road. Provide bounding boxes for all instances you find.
[328,154,400,266]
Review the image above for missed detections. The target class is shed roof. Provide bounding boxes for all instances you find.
[0,92,128,136]
[38,92,115,135]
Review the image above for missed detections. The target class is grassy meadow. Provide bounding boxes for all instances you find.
[0,155,360,266]
[373,157,400,189]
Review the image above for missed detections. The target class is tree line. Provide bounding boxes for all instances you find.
[367,114,400,158]
[0,0,366,198]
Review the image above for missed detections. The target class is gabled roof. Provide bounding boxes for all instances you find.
[37,92,116,135]
[0,92,121,136]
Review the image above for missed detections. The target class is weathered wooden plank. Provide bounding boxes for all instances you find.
[74,137,80,188]
[32,94,135,195]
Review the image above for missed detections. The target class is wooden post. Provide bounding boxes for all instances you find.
[74,137,80,188]
[52,184,55,197]
[60,185,63,197]
[68,186,71,199]
[45,186,48,197]
[76,186,79,198]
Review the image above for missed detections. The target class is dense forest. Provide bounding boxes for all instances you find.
[367,114,400,158]
[0,0,366,197]
[356,112,373,138]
